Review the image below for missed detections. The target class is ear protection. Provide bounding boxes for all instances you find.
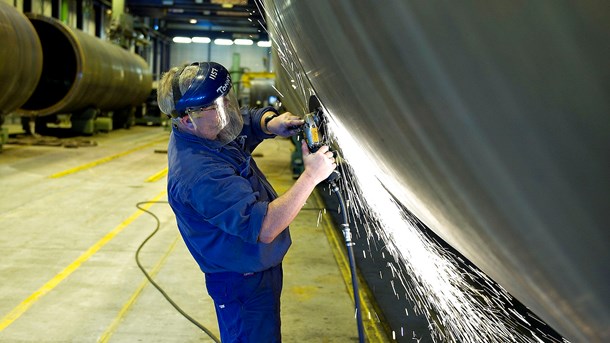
[169,64,189,118]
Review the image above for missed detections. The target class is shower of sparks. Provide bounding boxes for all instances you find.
[259,1,565,342]
[325,115,551,342]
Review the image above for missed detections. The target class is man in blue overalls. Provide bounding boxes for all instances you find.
[157,62,337,342]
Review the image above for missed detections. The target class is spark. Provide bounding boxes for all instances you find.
[271,84,284,98]
[316,210,322,227]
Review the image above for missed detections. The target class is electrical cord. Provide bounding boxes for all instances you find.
[135,201,221,343]
[328,181,365,343]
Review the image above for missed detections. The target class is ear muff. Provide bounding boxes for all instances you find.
[170,64,189,118]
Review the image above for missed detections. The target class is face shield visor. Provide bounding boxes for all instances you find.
[186,89,243,145]
[173,62,243,144]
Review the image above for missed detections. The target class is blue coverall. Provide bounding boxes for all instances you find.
[167,106,291,342]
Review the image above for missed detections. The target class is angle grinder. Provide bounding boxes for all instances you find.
[303,95,341,184]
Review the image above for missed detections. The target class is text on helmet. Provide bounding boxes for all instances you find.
[209,67,218,80]
[217,75,231,94]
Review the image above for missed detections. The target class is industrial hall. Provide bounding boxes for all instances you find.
[0,1,608,342]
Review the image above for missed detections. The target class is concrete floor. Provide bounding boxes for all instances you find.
[0,125,385,342]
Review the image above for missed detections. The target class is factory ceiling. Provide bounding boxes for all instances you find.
[125,0,268,41]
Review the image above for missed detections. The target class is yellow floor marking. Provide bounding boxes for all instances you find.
[49,137,168,178]
[98,233,180,343]
[145,167,168,183]
[312,190,392,342]
[0,191,167,332]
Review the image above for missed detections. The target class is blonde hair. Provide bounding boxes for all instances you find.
[157,65,199,116]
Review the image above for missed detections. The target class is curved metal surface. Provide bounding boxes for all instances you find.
[20,14,152,116]
[0,2,42,115]
[266,1,610,342]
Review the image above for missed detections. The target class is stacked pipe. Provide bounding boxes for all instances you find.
[0,4,151,118]
[0,2,42,116]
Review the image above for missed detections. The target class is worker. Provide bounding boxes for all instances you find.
[157,61,337,342]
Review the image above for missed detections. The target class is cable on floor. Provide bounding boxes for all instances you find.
[135,201,220,343]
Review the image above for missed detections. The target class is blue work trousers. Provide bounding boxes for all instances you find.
[205,264,283,342]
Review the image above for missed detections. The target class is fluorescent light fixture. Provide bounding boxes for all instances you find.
[257,41,271,47]
[189,19,197,24]
[234,39,253,46]
[192,37,211,43]
[173,37,192,43]
[214,38,233,46]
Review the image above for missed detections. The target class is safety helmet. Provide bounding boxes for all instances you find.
[171,62,233,118]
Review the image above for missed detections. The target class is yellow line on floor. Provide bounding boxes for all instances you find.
[0,191,167,332]
[49,137,168,178]
[99,233,180,343]
[145,167,168,182]
[312,190,392,343]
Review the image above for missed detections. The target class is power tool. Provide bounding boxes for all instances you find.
[303,95,341,184]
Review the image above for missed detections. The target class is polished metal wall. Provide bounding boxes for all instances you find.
[0,2,42,115]
[266,1,609,342]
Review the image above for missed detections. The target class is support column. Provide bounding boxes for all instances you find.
[111,0,123,23]
[76,0,82,29]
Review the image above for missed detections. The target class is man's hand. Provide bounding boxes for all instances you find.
[265,111,304,137]
[259,140,338,243]
[301,140,337,184]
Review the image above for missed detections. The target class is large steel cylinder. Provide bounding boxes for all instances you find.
[266,1,610,342]
[0,2,42,115]
[20,14,152,116]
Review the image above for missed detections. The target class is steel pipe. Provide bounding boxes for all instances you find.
[20,14,152,116]
[266,1,610,342]
[0,2,42,115]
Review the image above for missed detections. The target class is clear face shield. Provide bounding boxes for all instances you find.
[186,88,243,145]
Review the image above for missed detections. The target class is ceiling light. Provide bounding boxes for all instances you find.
[211,0,246,4]
[214,38,233,46]
[217,10,249,17]
[192,37,211,43]
[257,41,271,47]
[234,39,253,46]
[189,19,197,24]
[173,37,192,43]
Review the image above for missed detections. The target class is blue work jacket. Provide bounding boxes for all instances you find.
[167,107,291,274]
